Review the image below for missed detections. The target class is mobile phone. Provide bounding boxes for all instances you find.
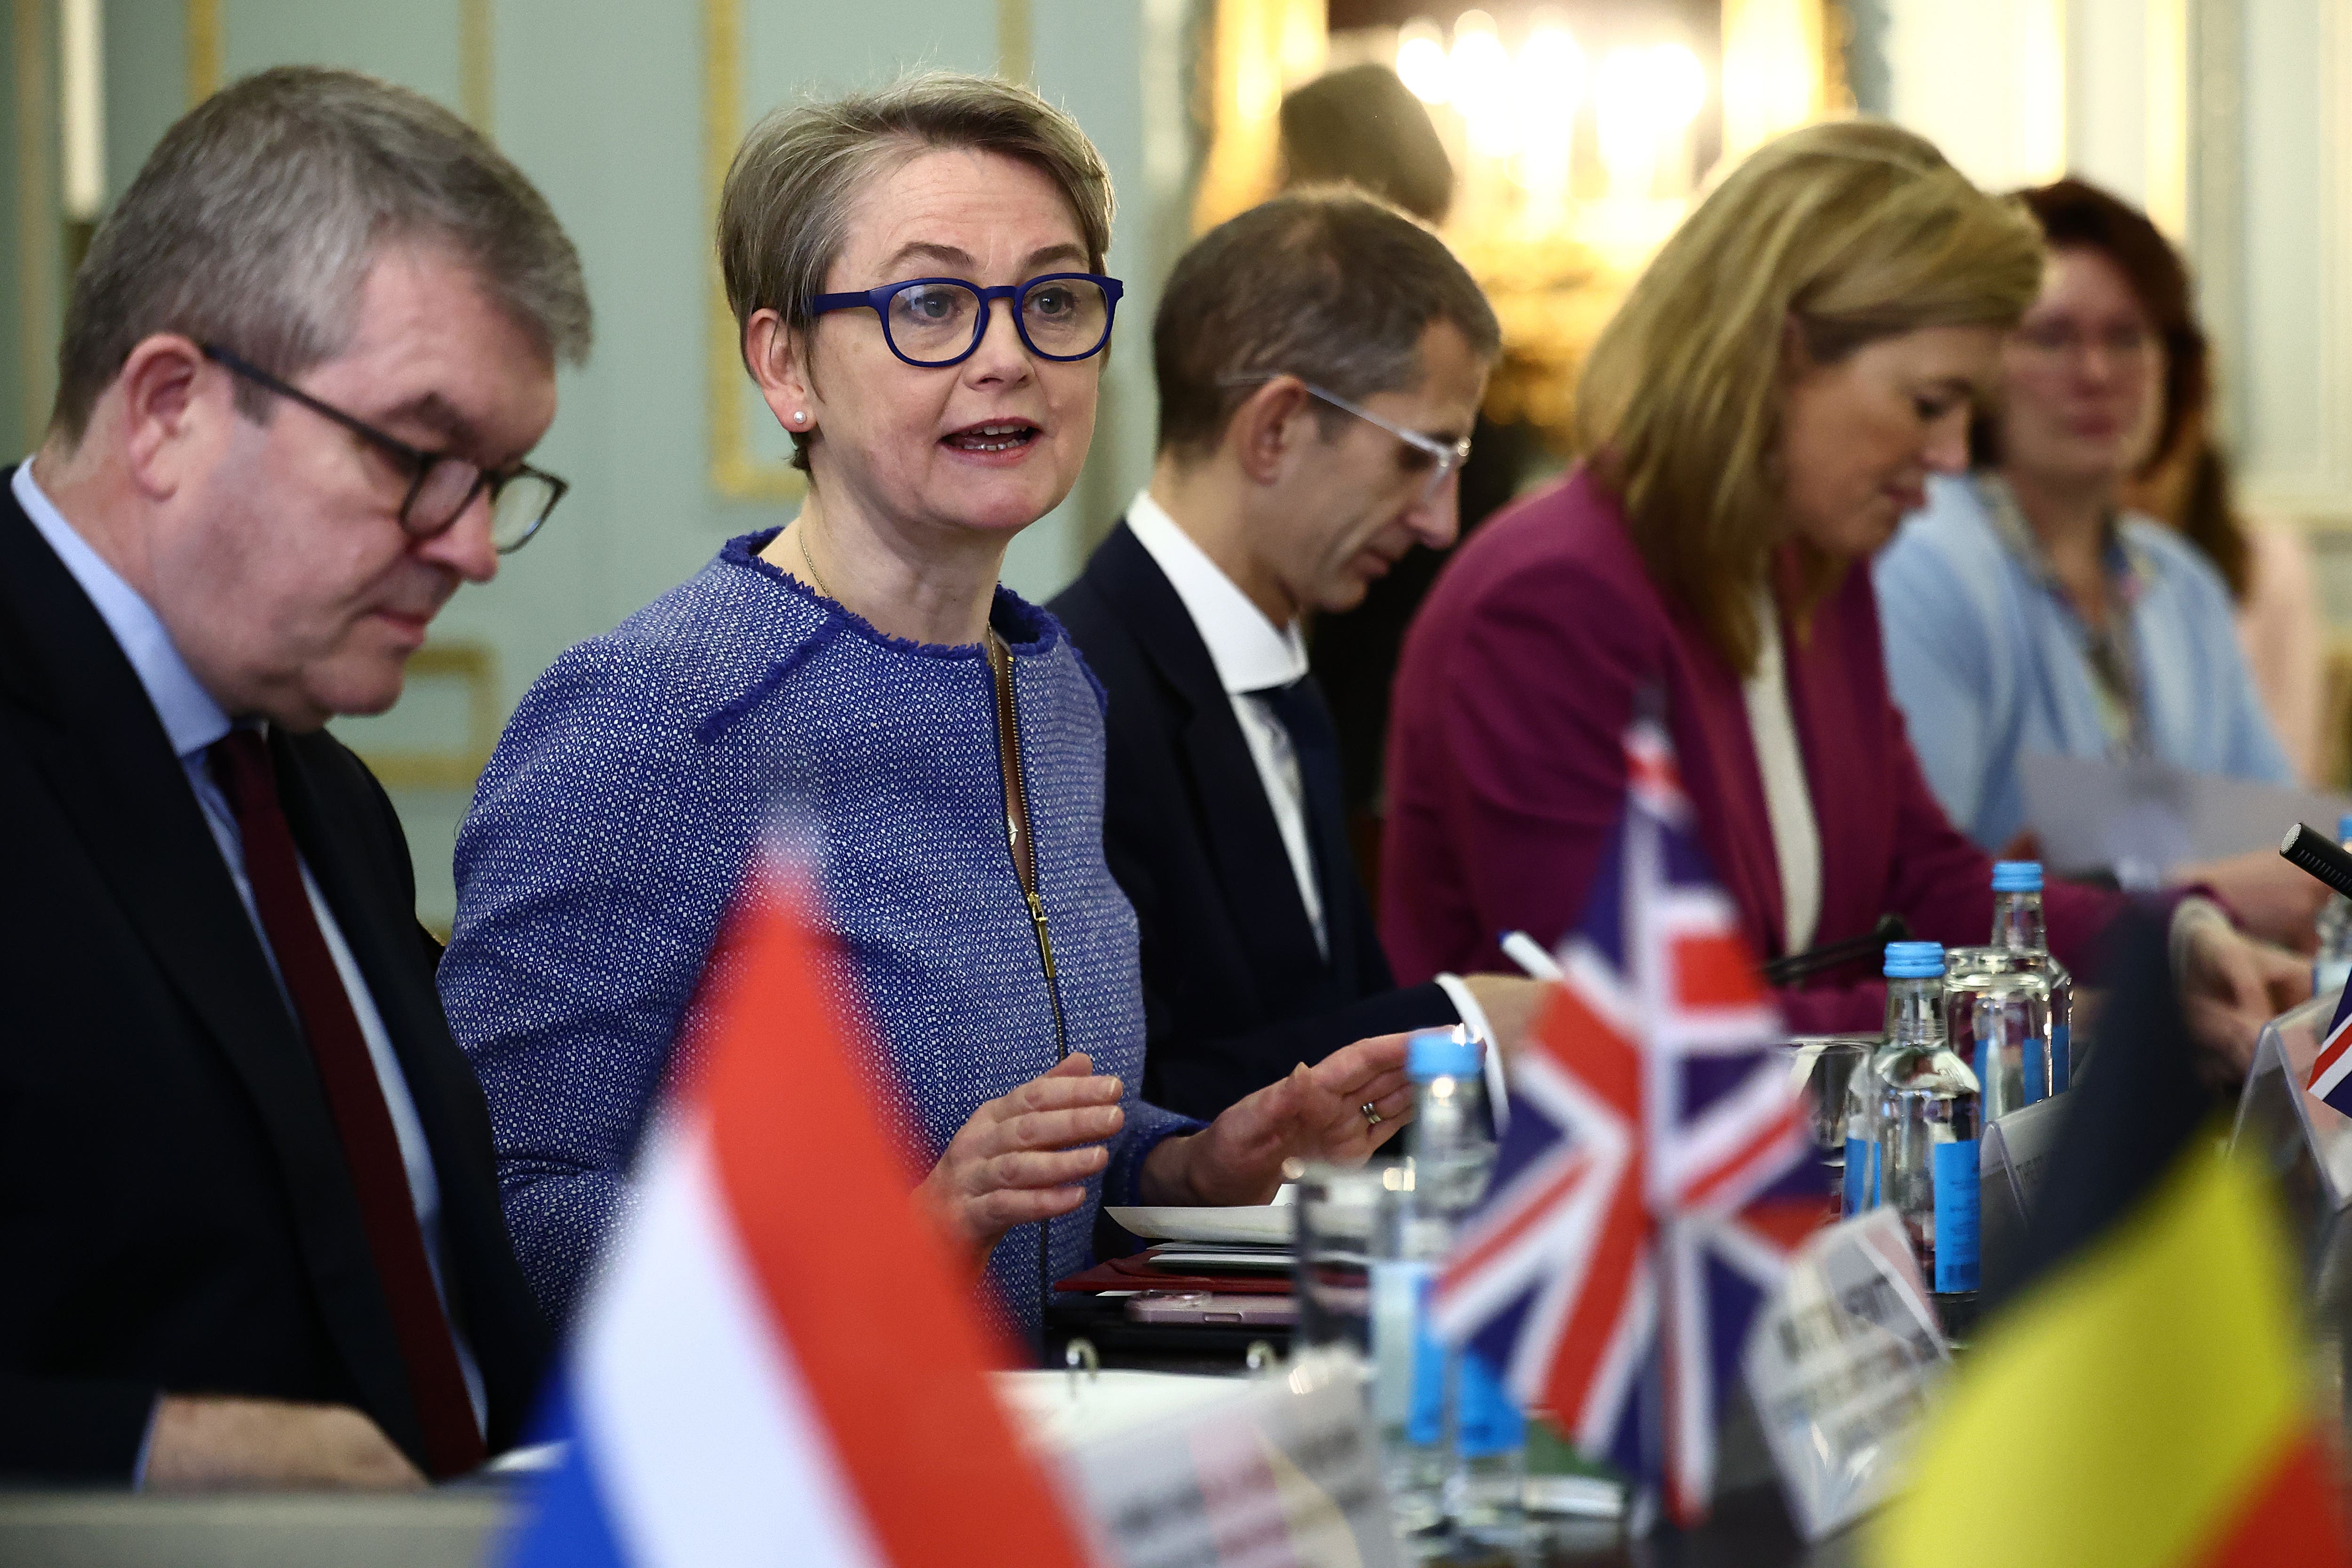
[1125,1291,1298,1327]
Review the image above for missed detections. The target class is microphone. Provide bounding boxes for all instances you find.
[1761,912,1912,989]
[2280,822,2352,900]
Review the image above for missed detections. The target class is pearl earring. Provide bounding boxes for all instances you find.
[792,410,808,426]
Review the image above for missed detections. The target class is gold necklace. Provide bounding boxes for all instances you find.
[795,519,834,602]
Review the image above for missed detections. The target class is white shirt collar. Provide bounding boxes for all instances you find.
[14,460,232,762]
[1124,488,1308,696]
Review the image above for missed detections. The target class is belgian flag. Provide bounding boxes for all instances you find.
[1874,908,2348,1568]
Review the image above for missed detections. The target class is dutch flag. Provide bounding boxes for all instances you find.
[2306,977,2352,1119]
[504,856,1097,1568]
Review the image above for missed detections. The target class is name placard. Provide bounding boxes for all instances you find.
[1003,1352,1404,1568]
[1742,1208,1949,1541]
[1980,1095,2066,1289]
[2232,996,2352,1257]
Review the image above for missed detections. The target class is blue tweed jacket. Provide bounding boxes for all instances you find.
[439,531,1199,1335]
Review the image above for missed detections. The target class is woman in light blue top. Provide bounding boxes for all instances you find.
[1875,178,2291,856]
[438,75,1413,1337]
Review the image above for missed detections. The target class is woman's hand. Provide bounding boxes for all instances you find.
[2175,909,2311,1075]
[2172,850,2329,955]
[915,1053,1124,1261]
[1140,1033,1417,1207]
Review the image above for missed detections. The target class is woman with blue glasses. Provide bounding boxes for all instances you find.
[437,73,1414,1339]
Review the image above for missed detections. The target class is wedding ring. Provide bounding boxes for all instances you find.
[1360,1101,1383,1127]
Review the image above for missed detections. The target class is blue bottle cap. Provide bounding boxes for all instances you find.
[1883,940,1946,979]
[1407,1026,1481,1081]
[1991,860,2044,893]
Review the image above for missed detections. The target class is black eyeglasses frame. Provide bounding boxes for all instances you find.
[199,342,569,554]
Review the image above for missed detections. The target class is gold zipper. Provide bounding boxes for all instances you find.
[986,630,1073,1329]
[985,630,1067,1048]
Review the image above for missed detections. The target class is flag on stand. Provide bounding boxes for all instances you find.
[1876,908,2348,1568]
[2302,974,2352,1117]
[504,854,1098,1568]
[1429,714,1823,1527]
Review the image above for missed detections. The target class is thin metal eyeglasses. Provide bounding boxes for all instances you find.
[2009,319,2157,365]
[200,343,569,554]
[1218,372,1474,505]
[811,273,1124,369]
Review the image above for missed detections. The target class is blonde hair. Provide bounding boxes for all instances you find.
[1575,119,2043,673]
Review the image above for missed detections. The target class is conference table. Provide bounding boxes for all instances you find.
[14,1180,2350,1567]
[0,1474,1860,1568]
[0,1296,1860,1568]
[0,1292,1859,1566]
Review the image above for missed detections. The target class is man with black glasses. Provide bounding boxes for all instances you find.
[1052,189,1545,1124]
[0,67,589,1488]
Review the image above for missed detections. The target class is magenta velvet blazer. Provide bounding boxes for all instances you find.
[1379,467,2117,1034]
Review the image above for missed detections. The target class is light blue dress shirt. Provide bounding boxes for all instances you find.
[12,461,482,1442]
[1873,472,2294,852]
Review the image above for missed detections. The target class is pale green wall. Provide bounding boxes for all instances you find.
[0,8,23,454]
[222,0,464,91]
[101,0,183,207]
[8,0,61,456]
[75,0,1198,926]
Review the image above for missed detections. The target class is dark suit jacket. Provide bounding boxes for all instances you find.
[0,473,548,1481]
[1050,520,1455,1121]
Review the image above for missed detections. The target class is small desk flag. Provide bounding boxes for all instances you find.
[504,854,1097,1568]
[1429,714,1822,1526]
[2303,975,2352,1117]
[1877,909,2349,1568]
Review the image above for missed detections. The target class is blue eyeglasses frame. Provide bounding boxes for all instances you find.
[808,272,1124,368]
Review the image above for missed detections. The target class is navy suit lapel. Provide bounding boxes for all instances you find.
[1088,523,1331,990]
[0,482,430,1459]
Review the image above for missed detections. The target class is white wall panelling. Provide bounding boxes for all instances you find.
[1882,0,2067,194]
[1882,0,2352,533]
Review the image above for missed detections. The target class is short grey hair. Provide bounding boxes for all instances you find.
[718,71,1113,473]
[1153,187,1499,459]
[53,65,592,442]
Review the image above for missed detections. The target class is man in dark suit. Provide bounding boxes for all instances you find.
[1052,191,1546,1123]
[0,68,591,1487]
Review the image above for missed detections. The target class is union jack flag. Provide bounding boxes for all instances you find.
[2304,977,2352,1117]
[1430,715,1826,1525]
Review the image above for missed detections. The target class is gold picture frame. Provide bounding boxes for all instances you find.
[185,0,221,102]
[346,641,502,790]
[703,0,804,503]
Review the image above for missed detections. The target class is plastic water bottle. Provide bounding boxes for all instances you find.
[1408,1026,1498,1215]
[1989,861,2072,1095]
[1871,942,1983,1325]
[1943,955,2049,1123]
[1370,1170,1447,1544]
[1841,1035,1881,1217]
[1400,1027,1524,1558]
[1841,942,1941,1216]
[2316,817,2352,1002]
[1945,865,2060,1122]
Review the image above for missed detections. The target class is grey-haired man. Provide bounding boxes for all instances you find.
[0,67,589,1488]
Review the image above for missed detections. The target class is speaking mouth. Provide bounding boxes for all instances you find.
[942,419,1041,455]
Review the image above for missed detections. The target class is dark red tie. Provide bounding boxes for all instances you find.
[208,730,486,1479]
